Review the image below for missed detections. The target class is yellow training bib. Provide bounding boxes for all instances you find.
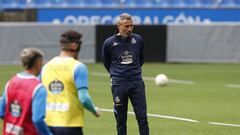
[42,57,84,127]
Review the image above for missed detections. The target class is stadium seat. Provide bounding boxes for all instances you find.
[137,0,150,5]
[168,0,184,5]
[200,0,214,6]
[150,0,187,7]
[215,0,237,7]
[124,0,151,7]
[150,0,168,6]
[233,0,240,5]
[18,0,27,8]
[32,0,49,4]
[29,0,50,8]
[102,0,120,6]
[2,0,18,8]
[83,0,100,6]
[184,0,201,7]
[122,0,135,6]
[50,0,65,5]
[2,0,17,5]
[2,0,240,9]
[19,0,26,4]
[66,0,84,5]
[1,0,22,8]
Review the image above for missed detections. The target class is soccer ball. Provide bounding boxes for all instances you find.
[155,74,168,86]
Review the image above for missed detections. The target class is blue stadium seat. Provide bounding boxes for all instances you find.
[83,0,100,6]
[122,0,136,6]
[168,0,185,7]
[150,0,168,6]
[18,0,27,8]
[50,0,65,5]
[150,0,187,7]
[220,0,235,6]
[233,0,240,5]
[66,0,84,5]
[200,0,214,6]
[32,0,49,4]
[184,0,201,7]
[2,0,240,9]
[30,0,50,8]
[124,0,151,7]
[2,0,17,5]
[19,0,26,4]
[2,0,18,8]
[137,0,150,5]
[101,0,120,6]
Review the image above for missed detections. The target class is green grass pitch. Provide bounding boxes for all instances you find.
[0,63,240,135]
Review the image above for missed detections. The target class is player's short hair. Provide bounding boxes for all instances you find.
[60,30,82,52]
[117,13,132,26]
[20,47,43,69]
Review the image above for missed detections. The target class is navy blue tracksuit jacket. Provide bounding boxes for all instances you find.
[102,33,144,82]
[102,33,149,135]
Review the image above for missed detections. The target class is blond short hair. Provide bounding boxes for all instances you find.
[20,47,43,69]
[117,13,132,26]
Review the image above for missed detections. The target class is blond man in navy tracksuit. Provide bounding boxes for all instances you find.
[102,13,149,135]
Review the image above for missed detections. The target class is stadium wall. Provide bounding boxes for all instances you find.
[167,24,240,63]
[0,24,239,64]
[0,24,95,64]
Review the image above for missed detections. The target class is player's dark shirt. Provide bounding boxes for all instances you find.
[102,33,144,83]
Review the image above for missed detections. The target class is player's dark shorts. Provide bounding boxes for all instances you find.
[49,126,83,135]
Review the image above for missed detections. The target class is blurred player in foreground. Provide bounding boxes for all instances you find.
[0,48,53,135]
[41,30,101,135]
[102,13,149,135]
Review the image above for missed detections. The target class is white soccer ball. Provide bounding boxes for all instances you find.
[155,74,168,86]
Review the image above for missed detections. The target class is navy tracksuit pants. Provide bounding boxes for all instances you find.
[111,81,149,135]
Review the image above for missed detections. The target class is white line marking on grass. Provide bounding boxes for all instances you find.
[169,79,195,85]
[225,84,240,89]
[91,72,195,85]
[209,122,240,127]
[100,108,199,123]
[147,113,199,123]
[143,77,194,85]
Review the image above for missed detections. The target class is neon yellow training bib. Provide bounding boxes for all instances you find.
[42,57,84,127]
